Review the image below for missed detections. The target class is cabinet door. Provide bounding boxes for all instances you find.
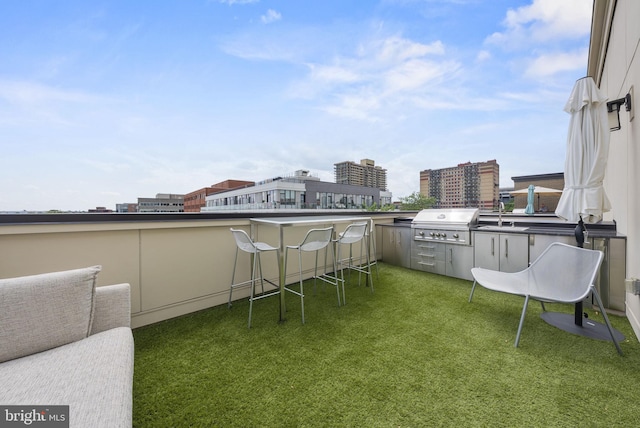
[381,227,412,268]
[398,228,412,268]
[446,244,474,281]
[499,234,528,273]
[381,227,401,266]
[473,233,499,270]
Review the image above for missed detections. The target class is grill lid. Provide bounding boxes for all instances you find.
[411,208,479,228]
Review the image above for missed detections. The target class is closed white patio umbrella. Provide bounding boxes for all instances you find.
[543,77,623,343]
[556,76,611,224]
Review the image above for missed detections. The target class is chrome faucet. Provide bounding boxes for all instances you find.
[498,202,505,227]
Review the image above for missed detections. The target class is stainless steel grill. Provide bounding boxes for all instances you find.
[411,208,479,246]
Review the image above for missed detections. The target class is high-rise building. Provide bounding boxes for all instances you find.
[419,160,499,209]
[334,159,387,191]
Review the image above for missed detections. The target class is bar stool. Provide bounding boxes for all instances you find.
[335,222,374,305]
[229,228,280,328]
[284,227,340,324]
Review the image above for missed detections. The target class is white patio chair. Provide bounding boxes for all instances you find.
[229,228,280,328]
[469,242,622,355]
[335,222,374,304]
[284,227,340,324]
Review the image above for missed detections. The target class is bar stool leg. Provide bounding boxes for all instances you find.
[369,220,379,279]
[248,251,259,328]
[297,250,305,324]
[229,247,239,308]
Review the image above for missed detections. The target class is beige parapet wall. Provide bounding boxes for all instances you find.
[0,214,396,328]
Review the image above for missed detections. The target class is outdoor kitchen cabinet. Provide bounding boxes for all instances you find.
[411,241,474,281]
[380,225,411,268]
[473,232,528,273]
[445,244,474,281]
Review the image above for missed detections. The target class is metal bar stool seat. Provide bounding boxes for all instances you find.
[229,228,280,328]
[284,227,341,324]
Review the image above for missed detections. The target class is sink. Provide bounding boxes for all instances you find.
[478,225,529,232]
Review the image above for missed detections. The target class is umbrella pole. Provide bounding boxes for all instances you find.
[574,218,585,248]
[574,218,586,326]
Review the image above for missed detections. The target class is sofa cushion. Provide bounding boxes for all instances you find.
[0,327,134,428]
[0,266,101,363]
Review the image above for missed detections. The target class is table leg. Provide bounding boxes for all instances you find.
[279,226,286,322]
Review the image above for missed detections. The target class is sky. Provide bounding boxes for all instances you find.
[0,0,594,212]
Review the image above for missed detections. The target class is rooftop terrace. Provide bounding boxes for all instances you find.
[0,212,637,425]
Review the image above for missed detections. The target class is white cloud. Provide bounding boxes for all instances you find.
[216,0,259,5]
[0,79,112,127]
[308,64,361,84]
[261,9,282,24]
[0,80,102,106]
[476,50,491,62]
[383,58,458,93]
[292,35,459,121]
[524,48,588,78]
[486,0,592,48]
[376,37,444,63]
[321,93,382,122]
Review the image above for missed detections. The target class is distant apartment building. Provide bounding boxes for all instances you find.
[137,194,185,213]
[88,206,113,213]
[201,170,392,211]
[115,203,137,213]
[419,160,499,209]
[184,180,254,212]
[334,159,387,191]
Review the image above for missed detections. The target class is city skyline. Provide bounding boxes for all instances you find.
[0,0,593,211]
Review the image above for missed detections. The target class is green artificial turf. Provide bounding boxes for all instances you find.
[133,263,639,427]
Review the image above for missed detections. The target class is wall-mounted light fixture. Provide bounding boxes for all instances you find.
[607,93,632,131]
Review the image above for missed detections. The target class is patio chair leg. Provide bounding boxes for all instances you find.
[591,286,623,355]
[515,295,530,348]
[468,280,478,303]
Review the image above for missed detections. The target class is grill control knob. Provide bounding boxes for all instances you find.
[429,232,435,237]
[419,231,424,237]
[441,232,447,238]
[453,233,459,239]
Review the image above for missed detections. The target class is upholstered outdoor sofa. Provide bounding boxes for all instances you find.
[0,266,134,427]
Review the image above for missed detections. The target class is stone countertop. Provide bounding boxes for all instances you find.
[379,212,624,239]
[475,213,624,239]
